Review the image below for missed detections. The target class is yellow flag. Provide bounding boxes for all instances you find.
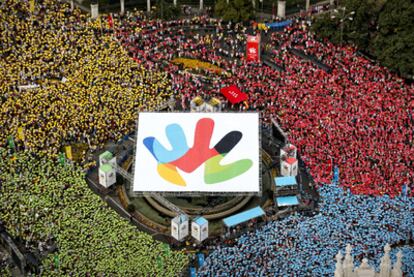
[30,0,35,13]
[65,146,73,160]
[17,127,25,141]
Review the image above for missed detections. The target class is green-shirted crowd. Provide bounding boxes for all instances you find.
[0,148,188,275]
[0,0,187,275]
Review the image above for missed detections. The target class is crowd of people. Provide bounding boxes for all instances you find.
[1,0,413,275]
[115,11,413,198]
[0,147,188,275]
[0,0,173,161]
[198,183,414,276]
[266,26,414,196]
[115,13,248,108]
[3,0,411,198]
[0,0,187,275]
[112,12,414,275]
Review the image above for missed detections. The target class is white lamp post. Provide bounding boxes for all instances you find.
[331,7,355,46]
[120,0,125,14]
[277,1,286,18]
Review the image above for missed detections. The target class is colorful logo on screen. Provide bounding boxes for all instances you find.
[143,118,253,186]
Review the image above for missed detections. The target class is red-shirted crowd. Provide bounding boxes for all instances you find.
[115,12,413,197]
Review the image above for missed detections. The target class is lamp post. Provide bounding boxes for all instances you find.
[120,0,125,14]
[90,0,99,19]
[277,1,286,18]
[261,0,264,20]
[259,0,263,21]
[331,7,355,46]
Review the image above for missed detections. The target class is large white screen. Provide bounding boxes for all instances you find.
[133,112,260,193]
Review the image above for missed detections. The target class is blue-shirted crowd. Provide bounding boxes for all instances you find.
[199,184,414,276]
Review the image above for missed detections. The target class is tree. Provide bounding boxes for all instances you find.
[154,0,181,20]
[371,0,414,77]
[311,0,414,78]
[341,0,378,49]
[215,0,255,22]
[311,12,341,44]
[312,0,378,47]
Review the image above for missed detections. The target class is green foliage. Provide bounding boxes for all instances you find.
[0,149,188,275]
[312,0,378,47]
[311,0,414,77]
[311,13,341,44]
[342,0,378,49]
[215,0,255,22]
[154,0,182,20]
[0,266,12,277]
[371,0,414,76]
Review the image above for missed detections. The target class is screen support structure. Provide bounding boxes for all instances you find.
[115,164,187,216]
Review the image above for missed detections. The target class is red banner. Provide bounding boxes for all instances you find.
[220,85,248,104]
[246,34,260,62]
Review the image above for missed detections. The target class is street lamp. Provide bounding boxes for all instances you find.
[259,0,263,21]
[331,7,354,46]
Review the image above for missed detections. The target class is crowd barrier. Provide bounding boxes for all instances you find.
[289,48,332,73]
[262,55,285,72]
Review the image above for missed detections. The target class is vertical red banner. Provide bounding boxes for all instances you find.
[246,34,261,62]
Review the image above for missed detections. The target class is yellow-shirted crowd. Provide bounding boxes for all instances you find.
[0,0,173,160]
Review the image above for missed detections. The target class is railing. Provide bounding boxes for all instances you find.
[115,164,133,183]
[146,192,187,216]
[0,227,27,275]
